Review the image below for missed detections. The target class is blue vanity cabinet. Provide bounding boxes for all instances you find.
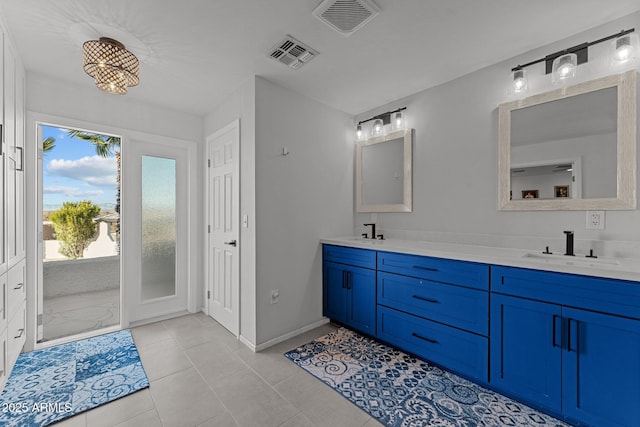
[376,251,490,383]
[323,245,377,335]
[490,293,562,414]
[491,266,640,427]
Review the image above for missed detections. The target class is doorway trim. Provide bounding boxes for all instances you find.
[25,112,200,351]
[205,119,240,336]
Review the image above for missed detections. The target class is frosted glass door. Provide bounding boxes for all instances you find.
[141,156,176,301]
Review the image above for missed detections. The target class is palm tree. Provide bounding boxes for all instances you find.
[42,136,55,153]
[66,129,122,251]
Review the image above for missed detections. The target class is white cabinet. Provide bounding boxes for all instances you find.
[0,25,26,393]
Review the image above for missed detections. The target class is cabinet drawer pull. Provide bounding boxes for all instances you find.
[412,295,438,304]
[13,283,24,290]
[411,332,438,344]
[14,328,24,339]
[412,265,438,272]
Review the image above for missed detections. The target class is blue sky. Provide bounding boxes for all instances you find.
[41,125,119,210]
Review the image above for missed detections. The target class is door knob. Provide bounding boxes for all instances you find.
[224,240,237,247]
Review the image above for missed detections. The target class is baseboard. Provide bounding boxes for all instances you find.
[252,318,330,352]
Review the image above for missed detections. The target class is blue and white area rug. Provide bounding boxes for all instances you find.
[0,330,149,427]
[285,327,571,427]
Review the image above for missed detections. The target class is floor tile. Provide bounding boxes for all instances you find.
[279,412,317,427]
[196,410,240,427]
[235,345,299,386]
[186,341,248,384]
[362,418,385,427]
[113,409,162,427]
[150,367,225,427]
[55,413,86,427]
[136,337,192,381]
[210,369,298,427]
[274,370,371,427]
[85,388,154,427]
[131,321,172,347]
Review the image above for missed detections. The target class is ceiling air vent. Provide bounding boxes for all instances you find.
[313,0,380,36]
[268,35,318,70]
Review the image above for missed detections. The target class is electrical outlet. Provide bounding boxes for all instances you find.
[586,211,605,230]
[270,289,279,304]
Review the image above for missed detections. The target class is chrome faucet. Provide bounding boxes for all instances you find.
[363,223,376,239]
[564,231,574,256]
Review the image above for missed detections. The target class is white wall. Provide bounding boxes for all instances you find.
[254,77,353,345]
[355,11,640,257]
[204,77,257,345]
[204,76,352,347]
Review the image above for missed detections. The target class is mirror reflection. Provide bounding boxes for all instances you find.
[356,129,412,213]
[498,71,636,210]
[510,86,617,200]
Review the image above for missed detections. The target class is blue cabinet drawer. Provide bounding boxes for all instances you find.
[323,245,376,269]
[377,306,488,383]
[491,266,640,320]
[378,272,488,335]
[377,251,489,290]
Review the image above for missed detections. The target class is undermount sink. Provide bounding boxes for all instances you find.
[522,252,621,268]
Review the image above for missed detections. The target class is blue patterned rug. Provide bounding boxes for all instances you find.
[0,330,149,427]
[285,327,571,427]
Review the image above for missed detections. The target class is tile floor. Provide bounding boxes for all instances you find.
[55,313,384,427]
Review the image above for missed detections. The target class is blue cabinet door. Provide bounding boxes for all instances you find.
[323,261,376,335]
[323,261,348,324]
[562,307,640,427]
[490,294,562,414]
[346,266,376,335]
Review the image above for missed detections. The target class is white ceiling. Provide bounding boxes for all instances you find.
[1,0,639,117]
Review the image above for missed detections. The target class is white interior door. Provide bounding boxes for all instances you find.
[125,139,189,323]
[207,120,239,335]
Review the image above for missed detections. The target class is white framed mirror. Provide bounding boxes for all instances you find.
[498,70,637,210]
[356,128,413,212]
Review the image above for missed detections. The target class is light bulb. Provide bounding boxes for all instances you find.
[612,33,639,63]
[372,119,384,136]
[392,111,405,130]
[356,124,363,141]
[513,69,527,93]
[552,53,577,84]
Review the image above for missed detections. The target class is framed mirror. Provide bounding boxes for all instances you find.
[498,71,637,210]
[356,128,413,212]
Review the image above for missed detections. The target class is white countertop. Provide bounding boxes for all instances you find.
[321,237,640,282]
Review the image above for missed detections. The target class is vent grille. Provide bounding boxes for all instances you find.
[267,35,318,70]
[313,0,380,36]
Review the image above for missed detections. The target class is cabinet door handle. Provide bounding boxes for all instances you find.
[224,240,237,247]
[13,283,24,290]
[14,328,24,339]
[552,315,562,348]
[411,332,438,344]
[567,318,578,352]
[346,271,352,290]
[412,265,438,272]
[412,295,438,304]
[341,270,346,288]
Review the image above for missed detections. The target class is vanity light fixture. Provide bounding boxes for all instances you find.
[552,53,577,83]
[355,107,407,140]
[612,32,639,63]
[371,119,385,136]
[83,37,140,95]
[510,28,635,89]
[512,69,528,93]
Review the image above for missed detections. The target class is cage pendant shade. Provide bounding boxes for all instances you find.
[83,37,140,95]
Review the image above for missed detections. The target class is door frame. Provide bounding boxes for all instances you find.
[205,119,240,335]
[25,112,199,351]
